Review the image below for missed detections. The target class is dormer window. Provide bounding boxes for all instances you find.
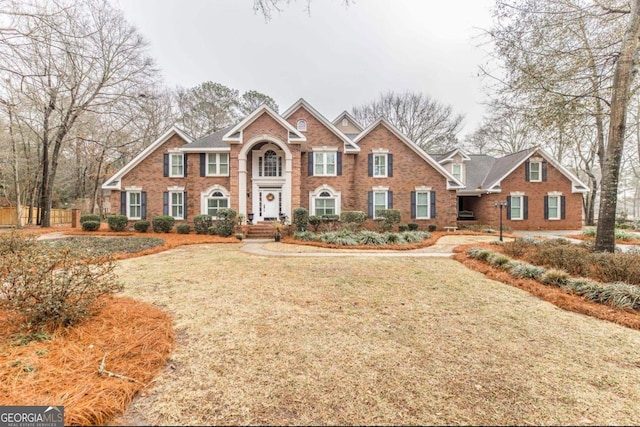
[296,119,307,132]
[342,118,348,127]
[452,163,463,182]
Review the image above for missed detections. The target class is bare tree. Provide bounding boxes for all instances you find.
[351,91,465,153]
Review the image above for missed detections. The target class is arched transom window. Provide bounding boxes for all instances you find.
[259,149,283,177]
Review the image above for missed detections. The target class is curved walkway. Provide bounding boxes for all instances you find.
[240,234,503,257]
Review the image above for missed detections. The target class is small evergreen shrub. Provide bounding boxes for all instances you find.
[212,208,236,237]
[81,221,101,232]
[207,226,217,235]
[80,214,101,224]
[582,227,596,237]
[235,233,244,241]
[503,238,536,258]
[152,215,175,233]
[385,232,403,244]
[308,216,322,232]
[106,214,128,232]
[176,223,191,234]
[614,229,635,241]
[398,225,409,232]
[508,261,546,280]
[428,224,437,232]
[293,207,309,232]
[293,231,317,241]
[375,209,401,232]
[400,231,423,243]
[193,215,212,234]
[467,247,492,261]
[319,230,358,246]
[133,220,150,233]
[358,230,387,246]
[408,223,419,231]
[487,252,512,268]
[540,269,570,287]
[340,211,367,231]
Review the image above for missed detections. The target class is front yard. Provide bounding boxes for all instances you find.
[113,244,640,425]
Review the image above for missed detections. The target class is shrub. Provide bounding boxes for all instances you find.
[508,261,546,280]
[487,252,512,268]
[235,233,244,241]
[375,209,401,232]
[400,231,423,243]
[308,216,322,232]
[428,224,437,232]
[467,247,492,261]
[212,208,236,237]
[106,214,128,232]
[340,211,367,231]
[176,223,191,234]
[0,232,122,330]
[80,214,101,224]
[503,238,536,258]
[540,269,570,287]
[133,220,150,233]
[193,215,213,235]
[614,229,635,241]
[385,232,403,244]
[293,207,309,232]
[408,223,419,231]
[207,226,217,235]
[582,227,596,237]
[81,220,101,232]
[293,231,317,241]
[152,215,175,233]
[319,230,358,246]
[398,225,409,232]
[357,230,387,246]
[590,252,640,285]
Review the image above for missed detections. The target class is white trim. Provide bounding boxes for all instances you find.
[353,118,463,189]
[547,195,561,220]
[414,190,431,220]
[124,186,142,191]
[168,190,185,220]
[548,191,563,196]
[296,119,307,131]
[126,191,142,220]
[201,185,230,218]
[332,111,364,132]
[282,99,361,151]
[415,186,432,191]
[451,163,464,184]
[510,191,525,196]
[206,152,230,176]
[311,146,339,152]
[372,190,388,219]
[313,151,338,177]
[373,153,388,178]
[437,148,471,164]
[510,195,524,220]
[180,147,230,153]
[223,105,306,144]
[372,148,390,153]
[373,185,389,191]
[309,184,341,216]
[169,153,185,177]
[102,126,193,190]
[167,185,185,191]
[529,160,542,182]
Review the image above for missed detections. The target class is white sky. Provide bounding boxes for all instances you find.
[116,0,495,138]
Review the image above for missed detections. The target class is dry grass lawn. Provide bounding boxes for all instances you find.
[113,244,640,426]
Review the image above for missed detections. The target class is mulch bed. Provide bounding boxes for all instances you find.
[566,234,640,245]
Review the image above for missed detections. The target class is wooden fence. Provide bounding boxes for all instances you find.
[0,207,73,226]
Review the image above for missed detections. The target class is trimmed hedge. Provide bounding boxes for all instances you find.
[107,215,128,232]
[152,215,175,233]
[133,220,150,233]
[193,215,212,235]
[176,223,191,234]
[293,208,309,232]
[81,221,101,232]
[211,208,236,237]
[80,214,100,224]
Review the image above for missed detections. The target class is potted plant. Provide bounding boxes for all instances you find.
[272,220,282,242]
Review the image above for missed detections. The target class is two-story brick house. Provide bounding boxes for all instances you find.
[102,98,589,231]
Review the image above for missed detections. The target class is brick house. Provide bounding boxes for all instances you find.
[102,98,588,230]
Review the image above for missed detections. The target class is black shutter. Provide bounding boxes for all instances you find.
[388,154,393,177]
[163,192,169,215]
[411,191,416,219]
[337,152,342,176]
[368,153,373,177]
[163,154,169,177]
[523,196,529,220]
[183,192,188,220]
[430,191,436,218]
[120,192,126,215]
[183,154,188,177]
[368,191,373,218]
[525,161,530,182]
[388,191,393,209]
[542,161,548,182]
[200,153,206,177]
[561,196,566,219]
[544,196,549,220]
[506,196,512,220]
[141,192,147,220]
[308,153,314,176]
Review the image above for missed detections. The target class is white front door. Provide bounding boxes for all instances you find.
[262,190,280,220]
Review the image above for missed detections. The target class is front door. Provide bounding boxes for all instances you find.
[261,190,280,220]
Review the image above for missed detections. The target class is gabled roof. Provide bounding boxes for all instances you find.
[181,126,232,152]
[282,99,360,152]
[332,110,364,132]
[101,126,193,191]
[223,104,306,144]
[353,118,464,189]
[433,148,471,163]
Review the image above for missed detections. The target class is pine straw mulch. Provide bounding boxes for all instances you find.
[0,297,174,426]
[565,234,640,245]
[452,243,640,332]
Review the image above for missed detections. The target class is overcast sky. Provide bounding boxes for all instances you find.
[116,0,495,138]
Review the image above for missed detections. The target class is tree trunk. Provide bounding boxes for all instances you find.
[595,0,640,252]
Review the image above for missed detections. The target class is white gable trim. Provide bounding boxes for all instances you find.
[353,118,464,189]
[437,148,471,164]
[281,98,361,152]
[331,110,364,132]
[101,126,193,191]
[222,105,306,144]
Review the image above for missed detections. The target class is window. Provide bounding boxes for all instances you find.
[374,154,387,177]
[128,192,141,220]
[170,154,184,177]
[510,195,523,220]
[297,119,307,131]
[373,191,388,218]
[314,152,336,176]
[207,153,229,176]
[547,195,560,220]
[170,192,184,219]
[341,118,348,127]
[315,191,336,216]
[452,164,462,182]
[262,150,280,177]
[206,191,229,218]
[415,192,430,219]
[529,161,541,182]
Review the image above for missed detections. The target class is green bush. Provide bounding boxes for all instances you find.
[614,229,635,241]
[293,207,309,232]
[401,231,427,243]
[487,252,512,268]
[398,225,409,232]
[0,232,122,330]
[582,227,596,237]
[466,247,492,261]
[81,220,101,232]
[193,215,212,235]
[293,231,317,241]
[133,220,150,233]
[152,215,175,233]
[385,232,403,244]
[508,261,546,280]
[106,215,128,232]
[428,224,437,232]
[207,226,217,235]
[176,223,191,234]
[358,230,387,246]
[540,268,570,287]
[319,230,358,246]
[235,233,244,241]
[340,211,367,231]
[212,208,236,237]
[80,214,101,224]
[375,209,401,232]
[408,223,419,231]
[308,215,322,232]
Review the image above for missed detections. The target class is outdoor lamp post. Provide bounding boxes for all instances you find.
[494,200,508,242]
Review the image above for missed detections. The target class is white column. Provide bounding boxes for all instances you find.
[284,157,292,220]
[238,158,247,219]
